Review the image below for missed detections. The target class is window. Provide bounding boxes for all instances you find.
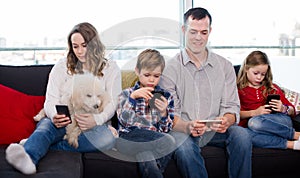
[0,0,184,67]
[194,0,299,92]
[194,0,300,62]
[0,0,299,91]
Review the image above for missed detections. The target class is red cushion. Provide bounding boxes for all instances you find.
[0,84,45,144]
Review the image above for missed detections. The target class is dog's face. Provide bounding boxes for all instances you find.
[71,74,110,114]
[80,89,105,113]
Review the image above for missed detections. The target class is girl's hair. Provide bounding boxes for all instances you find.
[237,50,276,97]
[136,49,165,72]
[66,22,107,76]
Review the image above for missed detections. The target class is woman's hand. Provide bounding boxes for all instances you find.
[53,114,71,128]
[75,113,97,131]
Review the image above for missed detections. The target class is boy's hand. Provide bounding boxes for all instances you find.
[154,95,168,117]
[130,87,154,100]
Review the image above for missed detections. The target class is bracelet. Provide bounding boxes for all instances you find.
[283,104,289,114]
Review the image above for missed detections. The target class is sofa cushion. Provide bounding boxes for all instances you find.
[0,65,53,96]
[0,84,45,144]
[281,87,300,115]
[0,145,83,178]
[83,146,228,178]
[121,70,138,89]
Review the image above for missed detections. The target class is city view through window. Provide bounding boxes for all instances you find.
[0,0,299,91]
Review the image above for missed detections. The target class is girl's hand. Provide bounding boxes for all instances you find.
[75,113,96,131]
[130,87,153,100]
[268,99,284,112]
[154,95,168,117]
[254,105,271,116]
[53,114,71,128]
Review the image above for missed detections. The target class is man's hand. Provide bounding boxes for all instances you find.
[190,120,207,137]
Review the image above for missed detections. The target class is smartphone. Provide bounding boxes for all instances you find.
[197,120,222,131]
[266,94,280,104]
[149,91,165,109]
[266,94,280,113]
[55,105,72,123]
[197,120,222,123]
[151,90,165,96]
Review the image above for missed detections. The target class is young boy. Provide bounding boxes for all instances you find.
[116,49,175,178]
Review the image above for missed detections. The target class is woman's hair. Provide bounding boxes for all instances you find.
[136,49,165,72]
[237,50,276,97]
[66,22,107,76]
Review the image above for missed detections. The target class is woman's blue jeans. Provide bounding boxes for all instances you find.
[24,118,116,165]
[116,129,175,178]
[247,113,294,149]
[171,125,252,178]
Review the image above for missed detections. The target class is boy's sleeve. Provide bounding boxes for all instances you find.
[117,89,137,128]
[158,93,174,132]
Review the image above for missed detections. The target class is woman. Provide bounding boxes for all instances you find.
[5,22,122,174]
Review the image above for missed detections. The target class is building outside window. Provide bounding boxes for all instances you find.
[0,0,299,91]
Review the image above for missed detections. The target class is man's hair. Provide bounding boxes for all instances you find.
[136,49,165,72]
[184,7,212,26]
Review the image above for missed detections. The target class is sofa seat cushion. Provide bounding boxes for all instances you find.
[0,145,83,178]
[252,147,300,178]
[0,84,45,144]
[83,146,228,178]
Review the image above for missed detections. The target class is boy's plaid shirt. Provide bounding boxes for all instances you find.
[117,82,174,133]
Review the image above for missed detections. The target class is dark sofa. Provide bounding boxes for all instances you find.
[1,64,300,178]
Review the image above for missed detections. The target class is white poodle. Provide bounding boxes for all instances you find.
[30,73,115,148]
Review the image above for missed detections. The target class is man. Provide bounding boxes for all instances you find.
[159,7,252,178]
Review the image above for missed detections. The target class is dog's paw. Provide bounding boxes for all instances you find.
[19,138,28,146]
[68,137,79,148]
[33,109,46,122]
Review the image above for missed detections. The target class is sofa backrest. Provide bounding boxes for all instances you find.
[0,64,241,96]
[0,65,54,96]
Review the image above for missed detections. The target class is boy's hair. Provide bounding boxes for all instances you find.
[237,50,275,97]
[136,49,165,72]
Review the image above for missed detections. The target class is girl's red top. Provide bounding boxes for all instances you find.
[238,84,295,127]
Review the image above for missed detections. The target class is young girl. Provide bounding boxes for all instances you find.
[237,50,300,150]
[5,22,121,174]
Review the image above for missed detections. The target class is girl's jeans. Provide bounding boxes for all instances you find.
[24,118,116,165]
[247,113,294,149]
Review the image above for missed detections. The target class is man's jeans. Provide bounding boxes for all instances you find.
[171,125,252,178]
[247,113,294,149]
[24,118,116,165]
